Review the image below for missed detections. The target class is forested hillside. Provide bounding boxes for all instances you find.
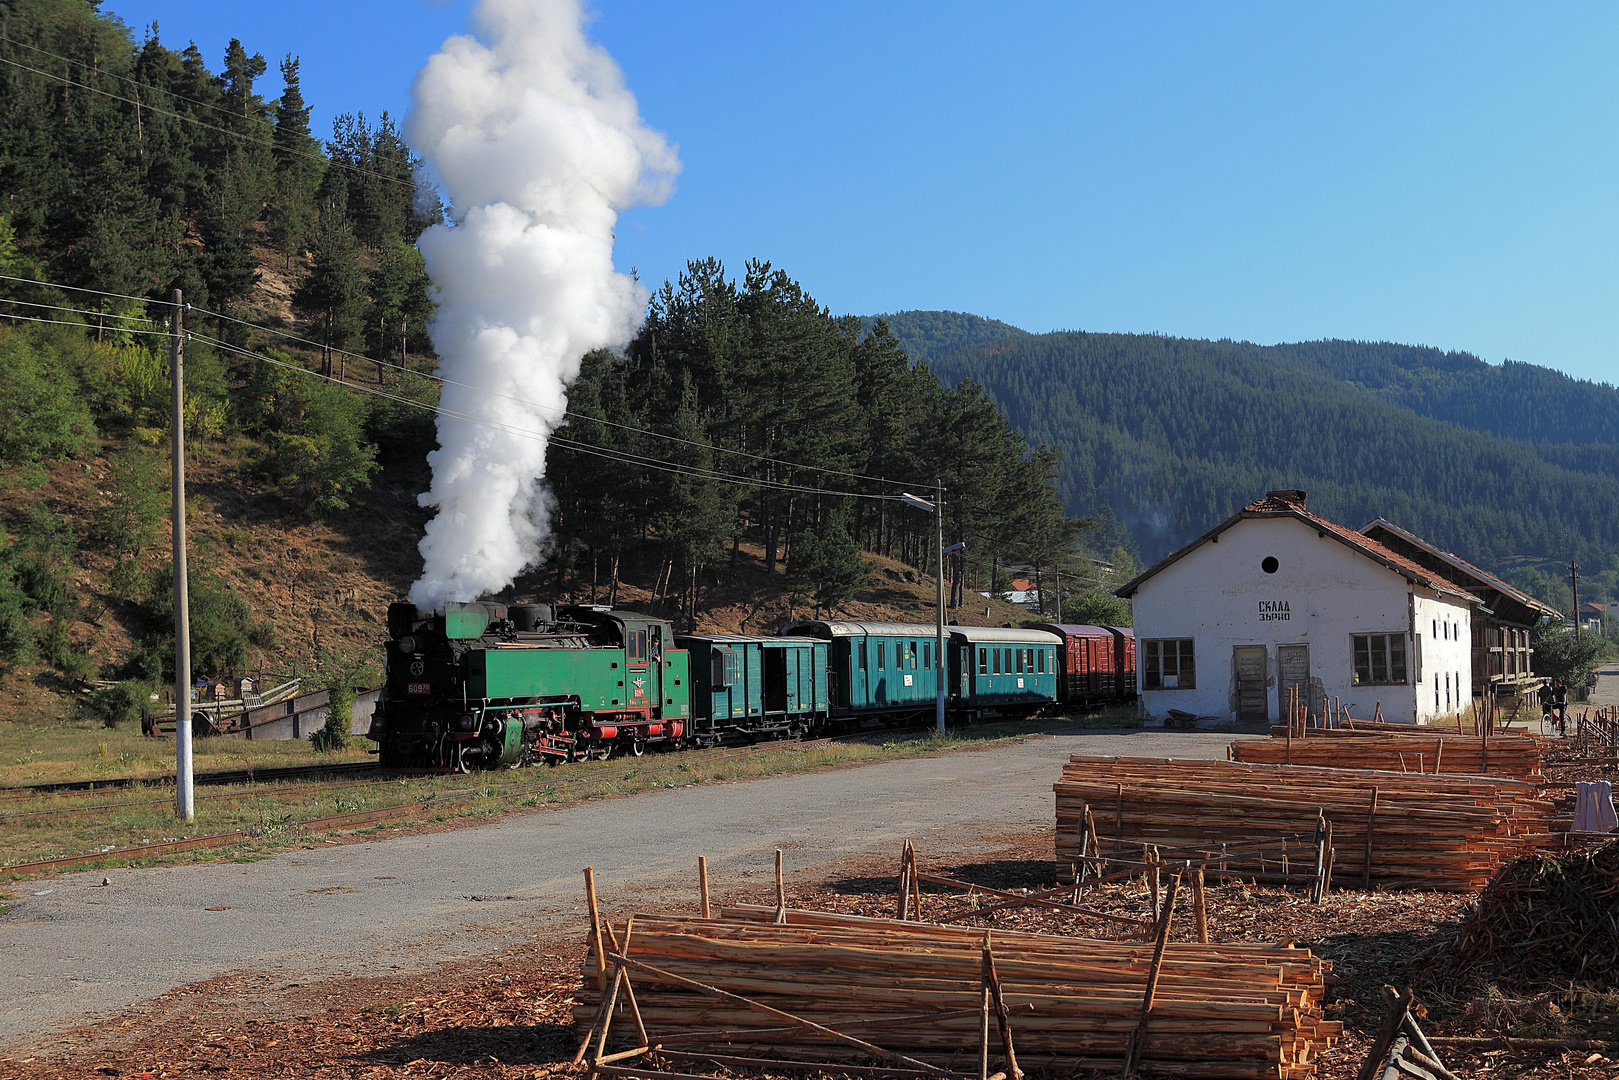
[0,3,1096,725]
[918,328,1619,591]
[544,261,1081,627]
[858,310,1031,361]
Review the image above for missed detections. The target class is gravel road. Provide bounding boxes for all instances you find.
[0,728,1237,1043]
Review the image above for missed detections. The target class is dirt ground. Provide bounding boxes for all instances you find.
[4,826,1613,1080]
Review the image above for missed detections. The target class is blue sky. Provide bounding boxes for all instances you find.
[102,1,1619,383]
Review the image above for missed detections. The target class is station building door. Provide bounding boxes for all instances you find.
[1233,646,1268,722]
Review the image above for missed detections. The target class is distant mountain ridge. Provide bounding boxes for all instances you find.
[859,311,1619,571]
[859,310,1031,362]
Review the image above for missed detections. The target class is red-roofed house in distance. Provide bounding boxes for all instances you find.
[1114,490,1532,727]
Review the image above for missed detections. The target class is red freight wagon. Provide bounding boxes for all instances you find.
[1030,624,1137,707]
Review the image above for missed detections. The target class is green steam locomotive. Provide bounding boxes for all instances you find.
[371,601,691,769]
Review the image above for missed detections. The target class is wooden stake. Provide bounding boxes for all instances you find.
[1324,819,1336,894]
[896,841,911,921]
[1286,688,1293,764]
[981,933,1022,1080]
[1354,986,1415,1080]
[585,866,608,991]
[1362,786,1379,889]
[1190,867,1208,943]
[1311,812,1327,903]
[775,848,787,924]
[1083,805,1098,877]
[910,847,923,918]
[614,916,649,1050]
[698,856,711,919]
[979,983,991,1080]
[1148,847,1161,921]
[1122,871,1182,1078]
[574,965,622,1065]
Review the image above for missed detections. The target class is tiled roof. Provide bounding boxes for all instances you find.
[1117,491,1480,602]
[1361,517,1560,618]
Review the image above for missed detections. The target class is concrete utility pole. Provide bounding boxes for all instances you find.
[901,489,950,734]
[934,480,946,734]
[1571,560,1581,644]
[171,289,194,821]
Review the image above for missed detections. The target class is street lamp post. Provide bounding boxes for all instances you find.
[902,487,962,734]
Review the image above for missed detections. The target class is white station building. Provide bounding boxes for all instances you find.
[1116,490,1479,726]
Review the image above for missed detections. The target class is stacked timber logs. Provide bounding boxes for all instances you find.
[575,906,1341,1080]
[1232,734,1542,780]
[1055,756,1554,891]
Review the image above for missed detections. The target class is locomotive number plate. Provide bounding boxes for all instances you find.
[407,683,431,695]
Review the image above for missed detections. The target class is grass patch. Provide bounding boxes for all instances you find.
[0,706,1133,880]
[0,714,372,788]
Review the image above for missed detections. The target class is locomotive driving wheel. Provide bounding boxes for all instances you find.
[629,737,646,757]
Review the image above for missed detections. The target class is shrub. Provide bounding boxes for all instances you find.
[139,562,262,680]
[0,328,97,462]
[85,680,153,729]
[94,447,167,561]
[310,681,352,752]
[241,359,379,511]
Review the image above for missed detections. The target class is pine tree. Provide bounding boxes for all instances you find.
[788,521,871,618]
[267,55,319,263]
[292,221,365,377]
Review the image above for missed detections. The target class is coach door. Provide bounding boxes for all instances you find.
[1278,644,1310,720]
[1233,646,1268,722]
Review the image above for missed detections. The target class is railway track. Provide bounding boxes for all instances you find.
[0,734,854,877]
[0,760,380,798]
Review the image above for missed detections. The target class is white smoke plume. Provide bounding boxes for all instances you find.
[405,0,678,612]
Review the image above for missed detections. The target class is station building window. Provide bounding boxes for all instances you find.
[1143,639,1195,689]
[1351,634,1407,685]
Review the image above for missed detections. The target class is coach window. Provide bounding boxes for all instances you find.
[877,642,886,670]
[923,642,931,670]
[909,641,918,669]
[712,648,737,688]
[1004,648,1013,674]
[1037,649,1046,674]
[978,648,988,675]
[1142,639,1195,690]
[991,649,1000,675]
[858,641,867,671]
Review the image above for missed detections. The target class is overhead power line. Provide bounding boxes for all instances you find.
[190,301,924,490]
[0,52,416,190]
[0,295,160,325]
[187,329,903,502]
[0,272,931,494]
[0,310,174,339]
[3,34,271,128]
[0,272,176,308]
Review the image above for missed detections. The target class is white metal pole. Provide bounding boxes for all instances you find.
[171,289,194,822]
[935,480,946,734]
